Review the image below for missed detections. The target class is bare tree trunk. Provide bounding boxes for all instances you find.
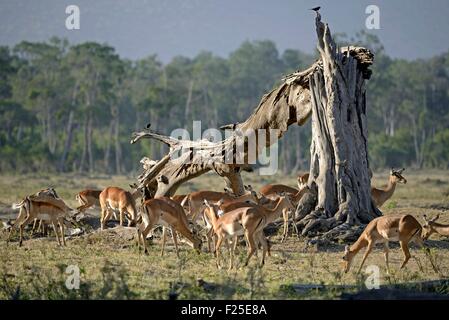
[294,14,380,243]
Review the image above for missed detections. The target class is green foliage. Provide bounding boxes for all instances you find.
[0,33,448,173]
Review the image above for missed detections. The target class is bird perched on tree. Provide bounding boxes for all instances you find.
[309,6,321,20]
[146,122,151,129]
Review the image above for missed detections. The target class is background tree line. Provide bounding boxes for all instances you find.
[0,32,448,174]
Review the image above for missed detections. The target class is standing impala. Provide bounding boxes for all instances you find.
[137,197,201,256]
[342,214,428,273]
[8,197,68,246]
[422,214,449,239]
[99,187,137,229]
[371,168,407,207]
[217,186,309,241]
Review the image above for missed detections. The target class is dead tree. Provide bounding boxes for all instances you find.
[131,12,380,241]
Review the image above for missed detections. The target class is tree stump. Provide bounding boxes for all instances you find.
[294,13,381,243]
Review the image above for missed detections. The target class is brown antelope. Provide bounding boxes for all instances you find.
[182,188,258,223]
[8,198,68,246]
[297,172,309,189]
[99,187,137,230]
[75,189,102,213]
[203,200,248,270]
[371,168,407,207]
[342,214,427,273]
[137,197,201,256]
[422,214,449,239]
[217,186,309,241]
[259,184,298,200]
[204,194,294,269]
[30,188,71,235]
[240,194,294,266]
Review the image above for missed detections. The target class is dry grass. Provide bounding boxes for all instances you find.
[0,170,449,299]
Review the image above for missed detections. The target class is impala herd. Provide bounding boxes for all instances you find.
[3,168,448,273]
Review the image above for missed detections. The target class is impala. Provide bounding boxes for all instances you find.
[371,168,407,208]
[8,197,68,246]
[75,189,102,213]
[422,214,449,239]
[137,197,201,256]
[217,186,309,241]
[342,214,427,273]
[99,187,137,229]
[182,188,258,223]
[240,194,294,266]
[203,200,248,270]
[297,172,309,189]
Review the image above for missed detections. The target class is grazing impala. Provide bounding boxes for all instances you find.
[371,168,407,207]
[342,214,427,273]
[99,187,137,229]
[422,214,449,239]
[8,198,68,246]
[137,197,201,256]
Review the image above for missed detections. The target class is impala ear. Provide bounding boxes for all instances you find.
[203,199,209,207]
[344,245,350,254]
[390,168,394,175]
[400,168,405,173]
[217,199,224,206]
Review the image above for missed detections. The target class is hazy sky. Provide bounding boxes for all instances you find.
[1,0,448,62]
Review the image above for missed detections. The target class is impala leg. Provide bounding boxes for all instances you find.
[383,242,390,274]
[232,235,239,255]
[59,219,66,246]
[142,225,152,254]
[206,228,213,253]
[18,215,34,247]
[100,207,108,230]
[258,231,269,266]
[215,236,224,269]
[357,241,374,273]
[51,220,62,246]
[119,209,125,227]
[399,240,411,269]
[160,227,167,257]
[244,230,257,267]
[136,226,142,250]
[281,209,288,242]
[171,227,180,258]
[32,219,38,235]
[224,238,232,270]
